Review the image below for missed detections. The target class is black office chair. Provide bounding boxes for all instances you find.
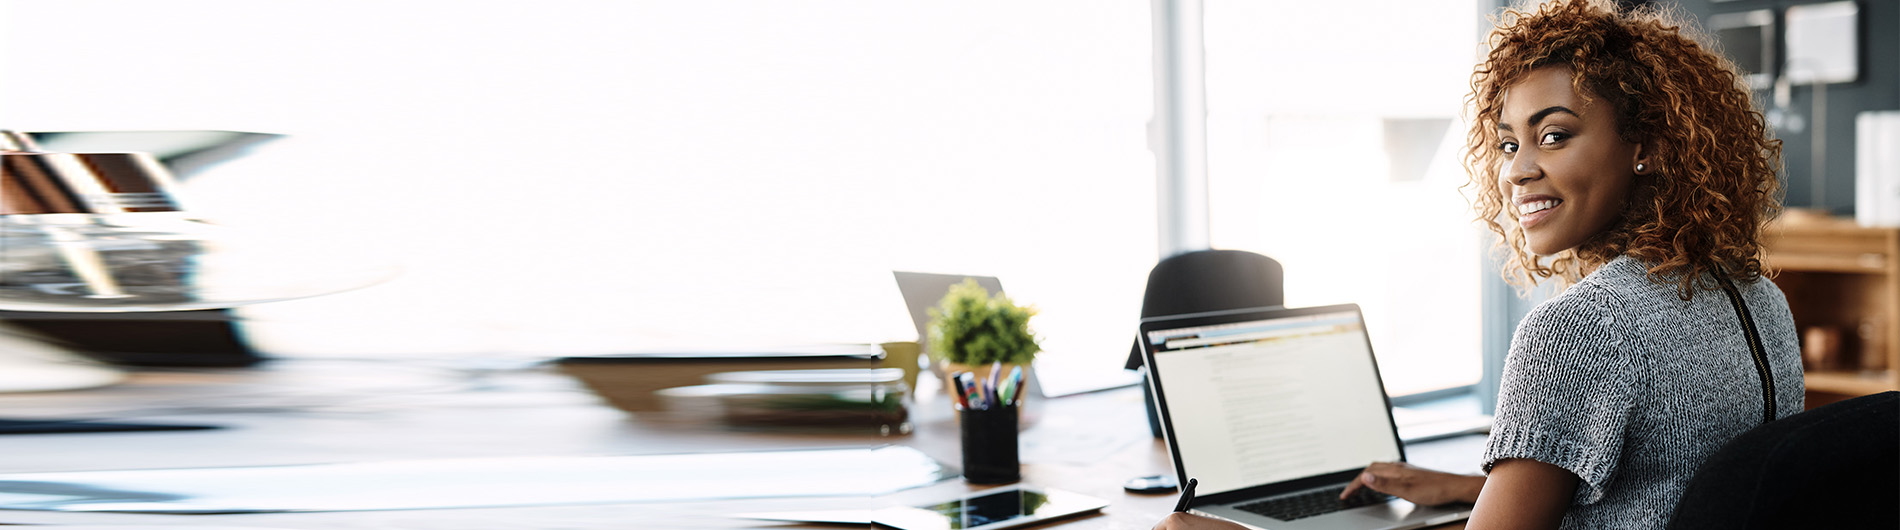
[1665,390,1899,529]
[1124,249,1284,438]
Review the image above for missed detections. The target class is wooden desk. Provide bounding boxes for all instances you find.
[0,359,1482,529]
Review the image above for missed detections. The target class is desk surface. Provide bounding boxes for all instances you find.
[0,359,1483,529]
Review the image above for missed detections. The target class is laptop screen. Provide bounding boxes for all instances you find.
[1144,307,1401,497]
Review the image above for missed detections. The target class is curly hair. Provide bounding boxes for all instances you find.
[1464,0,1783,300]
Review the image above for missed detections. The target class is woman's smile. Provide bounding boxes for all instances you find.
[1515,195,1563,228]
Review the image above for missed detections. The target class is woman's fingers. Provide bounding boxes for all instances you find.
[1340,474,1366,500]
[1340,462,1397,500]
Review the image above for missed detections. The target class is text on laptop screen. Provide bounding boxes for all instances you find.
[1146,310,1400,496]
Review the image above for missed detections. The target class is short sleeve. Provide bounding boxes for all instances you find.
[1482,288,1638,506]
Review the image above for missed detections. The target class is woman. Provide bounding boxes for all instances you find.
[1156,0,1800,528]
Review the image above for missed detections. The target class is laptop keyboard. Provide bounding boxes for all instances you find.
[1234,486,1394,522]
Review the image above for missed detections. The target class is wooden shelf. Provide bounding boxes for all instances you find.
[1771,254,1888,274]
[1803,370,1899,396]
[1765,217,1900,404]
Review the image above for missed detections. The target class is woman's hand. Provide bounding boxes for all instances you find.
[1152,512,1249,530]
[1339,461,1484,506]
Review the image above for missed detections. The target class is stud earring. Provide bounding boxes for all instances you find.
[1636,163,1647,173]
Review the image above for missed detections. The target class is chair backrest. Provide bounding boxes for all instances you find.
[1666,390,1899,530]
[1125,250,1283,438]
[1140,249,1286,317]
[1124,249,1285,369]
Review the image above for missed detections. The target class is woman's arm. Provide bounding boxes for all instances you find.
[1464,458,1578,530]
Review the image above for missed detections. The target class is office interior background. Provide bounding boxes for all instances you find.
[1,0,1892,405]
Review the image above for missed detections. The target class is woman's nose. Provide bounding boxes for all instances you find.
[1502,151,1540,186]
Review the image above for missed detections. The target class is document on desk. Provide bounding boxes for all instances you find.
[0,446,948,513]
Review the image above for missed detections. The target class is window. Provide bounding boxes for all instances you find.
[0,1,1157,371]
[1203,0,1485,395]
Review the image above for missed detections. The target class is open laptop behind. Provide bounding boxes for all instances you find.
[892,271,1140,397]
[1139,305,1470,529]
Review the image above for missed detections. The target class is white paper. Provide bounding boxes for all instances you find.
[0,446,947,514]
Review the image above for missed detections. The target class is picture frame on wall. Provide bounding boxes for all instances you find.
[1784,1,1860,85]
[1710,9,1775,90]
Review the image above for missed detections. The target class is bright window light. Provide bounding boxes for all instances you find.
[0,1,1156,369]
[1204,0,1485,395]
[2,1,1485,396]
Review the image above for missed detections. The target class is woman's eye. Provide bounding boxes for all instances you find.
[1539,132,1569,145]
[1499,141,1518,154]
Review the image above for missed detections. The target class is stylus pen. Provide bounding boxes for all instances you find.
[1173,478,1198,512]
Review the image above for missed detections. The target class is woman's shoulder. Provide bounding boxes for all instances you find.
[1522,267,1633,332]
[1511,258,1645,360]
[1574,254,1656,293]
[1513,290,1631,375]
[1525,255,1678,324]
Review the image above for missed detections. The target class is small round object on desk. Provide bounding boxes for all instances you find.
[1123,474,1179,494]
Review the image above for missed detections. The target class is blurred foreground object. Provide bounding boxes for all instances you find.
[0,130,392,312]
[657,368,911,435]
[555,344,885,413]
[0,130,394,392]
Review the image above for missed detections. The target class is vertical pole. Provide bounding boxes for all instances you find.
[1151,0,1211,259]
[1476,0,1513,413]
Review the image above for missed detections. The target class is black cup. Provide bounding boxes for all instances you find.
[959,405,1020,484]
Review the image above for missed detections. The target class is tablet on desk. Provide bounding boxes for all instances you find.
[872,486,1107,530]
[736,486,1107,530]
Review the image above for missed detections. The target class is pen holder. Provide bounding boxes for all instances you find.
[958,404,1020,484]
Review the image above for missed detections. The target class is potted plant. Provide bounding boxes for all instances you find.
[927,279,1041,407]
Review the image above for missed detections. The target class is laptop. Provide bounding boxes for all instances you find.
[1139,304,1471,529]
[891,271,1141,397]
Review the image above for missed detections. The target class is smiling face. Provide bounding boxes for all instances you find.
[1496,65,1648,256]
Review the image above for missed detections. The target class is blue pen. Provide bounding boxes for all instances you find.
[974,372,990,410]
[971,372,990,409]
[959,372,984,409]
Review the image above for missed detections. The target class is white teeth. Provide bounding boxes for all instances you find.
[1519,199,1561,215]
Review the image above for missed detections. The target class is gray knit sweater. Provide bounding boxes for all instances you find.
[1482,255,1804,529]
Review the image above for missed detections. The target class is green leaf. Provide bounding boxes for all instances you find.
[925,279,1041,365]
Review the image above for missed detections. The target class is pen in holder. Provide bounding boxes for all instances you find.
[958,403,1020,484]
[951,366,1023,484]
